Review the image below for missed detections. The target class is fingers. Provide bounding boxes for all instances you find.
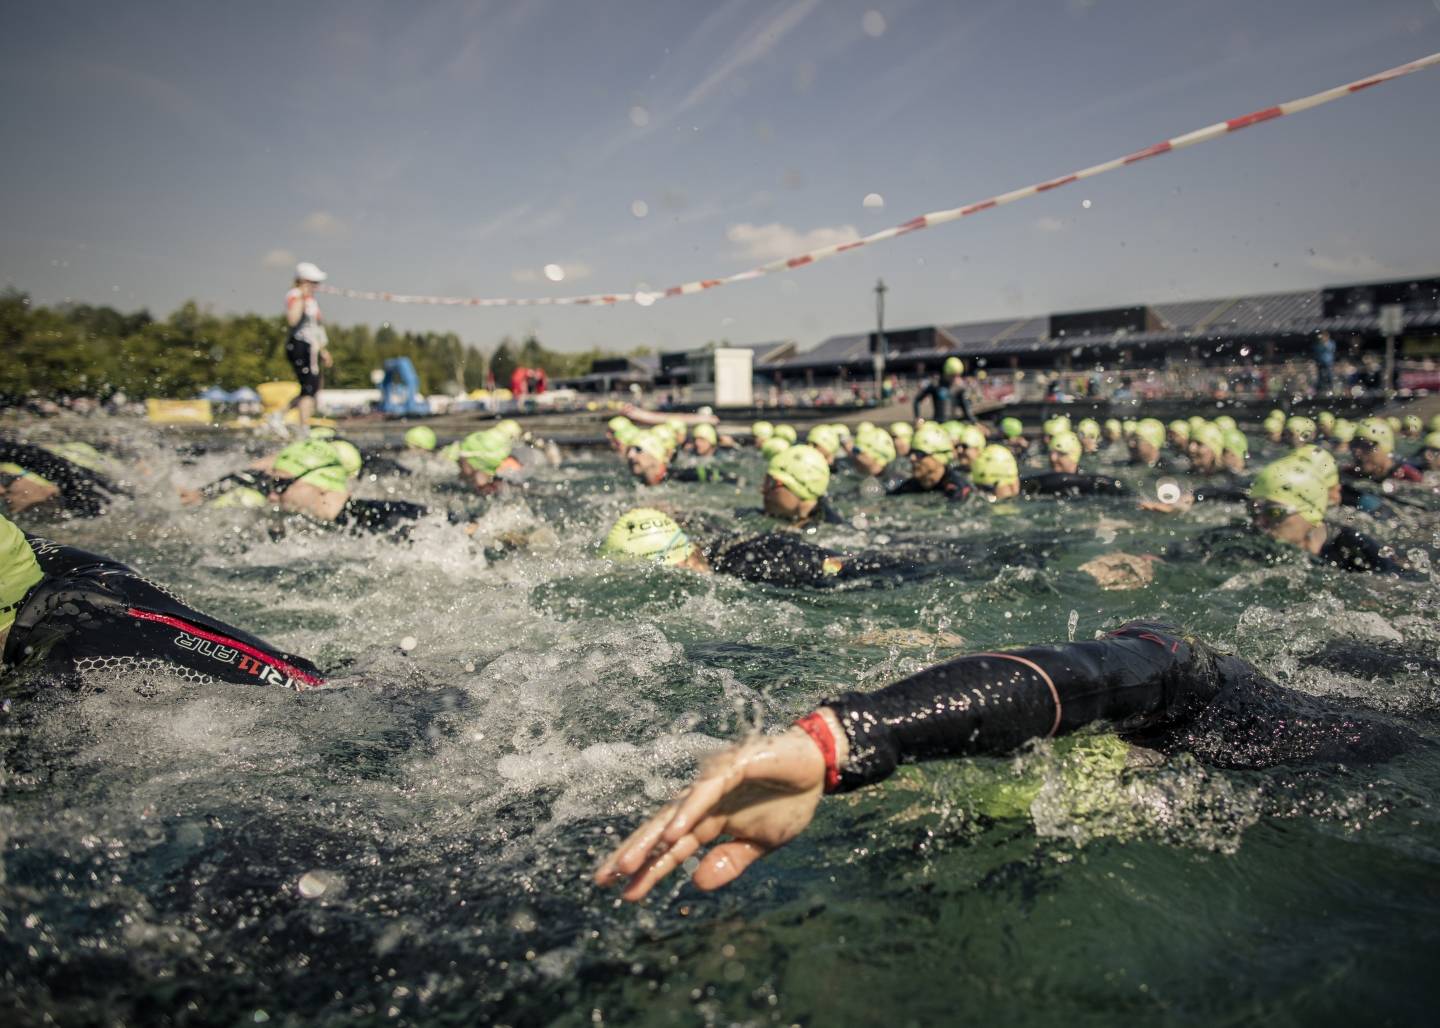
[617,830,704,902]
[593,800,680,886]
[691,840,768,892]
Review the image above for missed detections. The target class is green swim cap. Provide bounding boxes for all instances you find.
[601,508,694,566]
[832,424,851,442]
[767,444,831,501]
[1122,419,1139,436]
[1186,416,1206,432]
[971,444,1019,489]
[941,420,966,443]
[751,421,774,441]
[1249,457,1326,525]
[1104,418,1121,433]
[331,439,363,478]
[1284,416,1316,443]
[273,439,342,479]
[496,419,525,440]
[405,425,438,451]
[1000,416,1024,439]
[943,356,964,377]
[855,426,896,464]
[1077,418,1100,440]
[42,441,109,474]
[0,515,43,633]
[1221,428,1248,459]
[1292,444,1339,489]
[626,430,670,465]
[1264,411,1285,429]
[806,424,841,456]
[888,421,914,439]
[294,464,350,494]
[440,441,462,463]
[1330,419,1355,443]
[760,436,791,459]
[614,422,642,446]
[1167,419,1190,441]
[692,423,718,445]
[1354,417,1394,453]
[1042,415,1070,439]
[1316,411,1336,432]
[774,424,797,443]
[857,421,874,434]
[308,426,337,440]
[1403,414,1422,434]
[955,424,985,451]
[910,423,954,463]
[664,418,687,442]
[607,416,633,435]
[1423,431,1440,452]
[1386,416,1402,433]
[459,429,513,474]
[209,486,269,509]
[1048,431,1082,461]
[1213,415,1237,432]
[1429,414,1440,433]
[1191,422,1224,456]
[1133,419,1165,450]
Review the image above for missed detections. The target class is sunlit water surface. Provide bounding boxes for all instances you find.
[3,420,1439,1026]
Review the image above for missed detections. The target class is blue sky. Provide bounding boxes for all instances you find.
[2,0,1438,355]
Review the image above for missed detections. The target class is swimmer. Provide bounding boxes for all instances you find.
[595,621,1409,901]
[1346,418,1423,485]
[850,426,897,478]
[1076,418,1101,454]
[759,445,843,525]
[1127,419,1175,471]
[1402,414,1423,440]
[912,356,973,423]
[887,422,913,457]
[1102,418,1124,444]
[1284,415,1316,449]
[1187,422,1227,476]
[1220,428,1249,474]
[750,421,774,448]
[1419,431,1440,474]
[1263,412,1286,445]
[950,423,985,472]
[404,425,438,453]
[999,416,1030,458]
[625,431,741,487]
[805,425,842,466]
[1166,419,1190,454]
[1,438,128,518]
[600,508,1063,590]
[1046,431,1082,474]
[773,424,798,445]
[887,424,970,501]
[1,515,323,689]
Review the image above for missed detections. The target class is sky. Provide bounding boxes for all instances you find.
[2,0,1438,356]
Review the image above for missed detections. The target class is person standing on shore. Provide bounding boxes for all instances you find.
[284,262,332,432]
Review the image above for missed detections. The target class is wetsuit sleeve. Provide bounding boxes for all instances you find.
[940,468,974,502]
[333,498,427,534]
[1019,473,1131,498]
[0,440,123,515]
[1317,527,1416,577]
[707,534,835,588]
[7,539,324,689]
[956,387,974,423]
[821,622,1228,792]
[672,465,740,485]
[198,469,279,500]
[1191,482,1249,504]
[886,477,925,496]
[1391,463,1424,483]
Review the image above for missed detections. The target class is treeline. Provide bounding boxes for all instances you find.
[0,290,647,399]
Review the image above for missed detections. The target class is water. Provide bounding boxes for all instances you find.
[3,420,1440,1026]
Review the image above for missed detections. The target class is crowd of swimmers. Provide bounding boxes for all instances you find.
[3,398,1438,902]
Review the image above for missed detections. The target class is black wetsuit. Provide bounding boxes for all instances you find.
[334,498,427,534]
[822,621,1410,792]
[3,535,324,689]
[668,465,741,485]
[887,466,974,502]
[0,440,127,518]
[911,379,974,423]
[1019,472,1130,498]
[1165,524,1418,577]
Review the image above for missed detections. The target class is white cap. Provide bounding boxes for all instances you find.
[295,261,327,283]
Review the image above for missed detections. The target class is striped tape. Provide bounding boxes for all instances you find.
[320,50,1440,310]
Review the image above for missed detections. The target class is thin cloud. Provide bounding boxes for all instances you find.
[1303,251,1399,279]
[300,211,347,237]
[261,248,297,270]
[1035,216,1065,233]
[673,0,823,117]
[727,221,859,262]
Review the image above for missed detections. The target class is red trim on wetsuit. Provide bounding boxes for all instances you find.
[795,712,841,792]
[125,608,324,687]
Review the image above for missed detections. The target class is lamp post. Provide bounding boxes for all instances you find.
[873,278,888,403]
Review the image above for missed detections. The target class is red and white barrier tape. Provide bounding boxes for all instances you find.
[320,50,1440,310]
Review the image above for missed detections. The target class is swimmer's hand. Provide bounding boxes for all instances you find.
[1138,494,1194,514]
[594,723,833,902]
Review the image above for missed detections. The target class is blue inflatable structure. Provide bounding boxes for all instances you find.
[379,357,431,417]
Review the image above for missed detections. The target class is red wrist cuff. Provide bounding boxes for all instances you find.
[795,712,840,792]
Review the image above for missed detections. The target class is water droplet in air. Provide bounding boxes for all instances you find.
[862,10,887,37]
[628,105,650,128]
[630,200,649,218]
[863,192,885,209]
[543,264,565,282]
[400,636,418,651]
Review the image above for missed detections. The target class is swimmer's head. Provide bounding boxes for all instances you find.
[766,444,830,503]
[1248,457,1327,527]
[941,420,966,444]
[1402,414,1422,437]
[1189,422,1224,470]
[751,421,774,443]
[1422,431,1440,469]
[0,515,43,634]
[664,418,687,443]
[1213,415,1237,432]
[774,423,798,444]
[853,425,896,475]
[760,436,791,459]
[1429,414,1440,434]
[625,431,671,485]
[331,439,363,478]
[692,423,718,455]
[971,444,1020,495]
[1103,418,1123,441]
[308,426,337,440]
[404,426,438,451]
[1330,418,1355,444]
[1221,427,1249,464]
[1292,443,1340,495]
[601,508,695,566]
[1047,431,1082,473]
[888,421,914,439]
[495,419,523,440]
[910,423,954,465]
[293,463,351,494]
[954,424,985,466]
[273,439,342,479]
[1284,415,1316,446]
[1000,416,1024,440]
[806,425,841,461]
[1352,417,1395,455]
[1076,418,1101,442]
[459,429,513,476]
[1316,411,1336,434]
[1167,419,1190,444]
[1042,415,1070,440]
[943,356,964,378]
